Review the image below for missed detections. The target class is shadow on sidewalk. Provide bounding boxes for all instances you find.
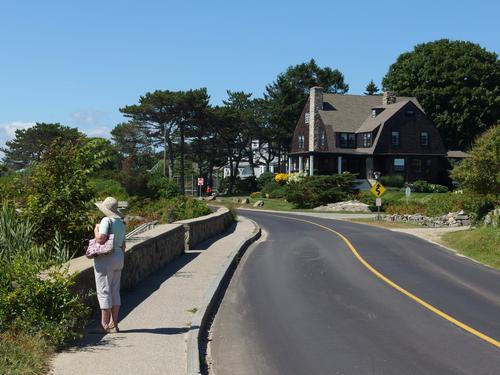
[189,222,237,252]
[69,223,237,350]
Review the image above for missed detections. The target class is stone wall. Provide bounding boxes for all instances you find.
[384,210,471,227]
[175,207,233,250]
[66,207,233,311]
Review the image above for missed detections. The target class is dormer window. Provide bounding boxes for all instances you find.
[319,130,326,147]
[339,133,356,148]
[298,134,305,149]
[362,133,372,147]
[371,107,385,118]
[305,112,310,124]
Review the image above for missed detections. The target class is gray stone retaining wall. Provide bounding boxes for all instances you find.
[175,207,233,250]
[65,207,233,312]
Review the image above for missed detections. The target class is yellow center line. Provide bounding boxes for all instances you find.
[267,213,500,349]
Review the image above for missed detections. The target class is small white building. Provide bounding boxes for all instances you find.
[223,140,279,179]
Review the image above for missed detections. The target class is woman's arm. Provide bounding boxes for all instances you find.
[94,223,109,245]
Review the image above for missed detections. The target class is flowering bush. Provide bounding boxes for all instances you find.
[274,173,289,184]
[287,172,307,184]
[250,192,261,199]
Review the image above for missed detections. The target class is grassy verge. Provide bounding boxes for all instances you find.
[213,196,374,214]
[346,217,422,229]
[0,332,52,375]
[440,226,500,269]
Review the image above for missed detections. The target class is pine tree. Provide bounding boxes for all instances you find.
[364,80,379,95]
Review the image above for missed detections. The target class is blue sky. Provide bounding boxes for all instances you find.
[0,0,499,150]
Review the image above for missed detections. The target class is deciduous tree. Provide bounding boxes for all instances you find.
[383,39,500,149]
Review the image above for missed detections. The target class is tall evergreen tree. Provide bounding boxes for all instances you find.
[264,59,349,169]
[364,80,380,95]
[1,123,82,169]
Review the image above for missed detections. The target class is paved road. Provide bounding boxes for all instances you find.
[211,211,500,375]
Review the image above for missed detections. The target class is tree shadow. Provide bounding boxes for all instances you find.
[190,222,236,252]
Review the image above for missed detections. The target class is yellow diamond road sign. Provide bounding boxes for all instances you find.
[370,181,386,198]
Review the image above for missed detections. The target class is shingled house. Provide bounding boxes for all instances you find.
[288,87,448,184]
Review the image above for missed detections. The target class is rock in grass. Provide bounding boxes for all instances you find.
[253,200,264,207]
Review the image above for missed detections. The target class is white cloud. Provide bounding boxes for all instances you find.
[0,121,36,155]
[86,127,112,137]
[70,110,107,127]
[0,121,36,138]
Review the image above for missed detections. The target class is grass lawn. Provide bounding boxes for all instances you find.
[360,190,437,206]
[440,226,500,269]
[0,332,52,375]
[346,217,422,229]
[213,196,374,214]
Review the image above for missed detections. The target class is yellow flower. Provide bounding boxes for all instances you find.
[274,173,289,183]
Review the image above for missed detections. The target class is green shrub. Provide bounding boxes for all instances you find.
[89,178,128,200]
[379,174,405,188]
[0,172,30,205]
[127,196,212,224]
[250,192,261,199]
[261,180,289,198]
[409,180,448,193]
[256,172,275,190]
[286,174,356,208]
[118,169,150,197]
[161,197,212,223]
[147,174,181,199]
[424,192,495,220]
[235,176,257,194]
[0,257,88,348]
[23,141,99,255]
[385,202,427,215]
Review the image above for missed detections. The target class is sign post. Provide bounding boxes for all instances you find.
[405,185,411,204]
[370,181,386,220]
[197,177,204,197]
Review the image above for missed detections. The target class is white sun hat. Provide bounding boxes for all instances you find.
[95,197,124,219]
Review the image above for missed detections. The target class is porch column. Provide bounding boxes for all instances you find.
[309,154,314,176]
[299,156,303,172]
[338,155,342,174]
[287,157,292,174]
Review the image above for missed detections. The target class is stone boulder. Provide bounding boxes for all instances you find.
[313,200,371,212]
[253,200,264,207]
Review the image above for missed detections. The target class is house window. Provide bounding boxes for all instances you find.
[394,158,405,172]
[305,112,310,124]
[405,110,415,117]
[319,130,326,147]
[339,133,355,148]
[371,109,377,118]
[298,134,305,149]
[362,133,372,147]
[391,131,400,146]
[420,131,429,146]
[411,159,422,173]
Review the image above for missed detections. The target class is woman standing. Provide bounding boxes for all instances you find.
[93,197,126,333]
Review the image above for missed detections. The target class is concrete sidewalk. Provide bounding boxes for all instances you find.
[51,217,258,375]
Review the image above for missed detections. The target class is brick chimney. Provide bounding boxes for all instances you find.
[382,91,397,106]
[309,87,323,151]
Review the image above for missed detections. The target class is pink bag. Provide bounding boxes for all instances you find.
[85,219,114,259]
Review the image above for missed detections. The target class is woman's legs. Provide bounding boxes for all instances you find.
[110,305,120,329]
[101,308,112,329]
